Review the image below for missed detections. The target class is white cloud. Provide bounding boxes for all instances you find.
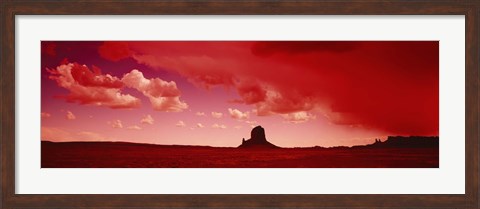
[282,111,316,123]
[212,123,227,129]
[66,111,76,120]
[196,112,206,116]
[228,108,249,120]
[127,125,142,130]
[211,111,223,118]
[122,69,188,112]
[110,119,123,128]
[140,114,154,125]
[197,123,205,128]
[47,63,141,109]
[176,120,186,127]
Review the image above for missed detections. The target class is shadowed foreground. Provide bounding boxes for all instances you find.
[41,141,438,168]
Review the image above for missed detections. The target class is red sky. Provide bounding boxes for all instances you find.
[41,41,439,147]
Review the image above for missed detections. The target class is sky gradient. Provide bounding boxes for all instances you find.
[41,41,439,147]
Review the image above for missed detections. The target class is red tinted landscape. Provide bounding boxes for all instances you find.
[41,41,439,168]
[41,141,438,168]
[42,128,439,168]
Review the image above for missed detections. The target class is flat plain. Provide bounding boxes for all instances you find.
[41,141,439,168]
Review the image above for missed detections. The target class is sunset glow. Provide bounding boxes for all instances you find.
[41,41,439,147]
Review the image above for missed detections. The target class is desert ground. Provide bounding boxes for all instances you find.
[41,141,438,168]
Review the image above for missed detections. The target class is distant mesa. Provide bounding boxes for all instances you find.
[238,125,278,148]
[352,136,439,149]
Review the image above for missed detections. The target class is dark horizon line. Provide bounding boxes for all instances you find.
[41,135,439,149]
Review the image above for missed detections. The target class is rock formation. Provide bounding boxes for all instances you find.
[351,136,439,149]
[238,125,278,148]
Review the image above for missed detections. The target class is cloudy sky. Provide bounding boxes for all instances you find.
[41,41,438,147]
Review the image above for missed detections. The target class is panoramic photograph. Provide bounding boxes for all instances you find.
[41,41,439,168]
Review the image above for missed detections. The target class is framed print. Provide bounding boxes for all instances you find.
[1,1,479,208]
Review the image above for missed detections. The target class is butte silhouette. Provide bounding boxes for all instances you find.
[238,125,278,148]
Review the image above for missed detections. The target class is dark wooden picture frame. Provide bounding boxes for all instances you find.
[1,1,479,208]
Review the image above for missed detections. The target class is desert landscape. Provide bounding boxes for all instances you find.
[41,41,440,168]
[42,126,438,168]
[41,142,438,168]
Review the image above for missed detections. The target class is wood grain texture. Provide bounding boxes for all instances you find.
[1,1,16,209]
[465,5,480,209]
[1,0,479,208]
